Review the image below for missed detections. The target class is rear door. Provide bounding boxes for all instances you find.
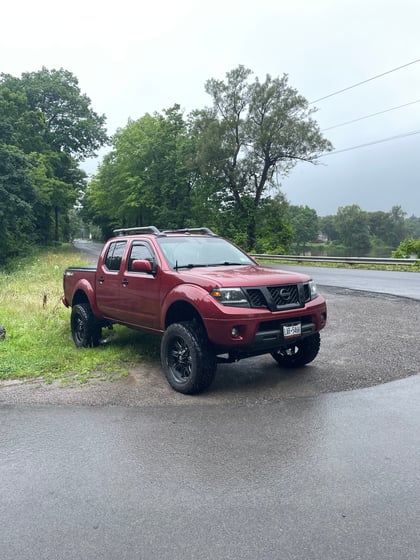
[95,240,127,319]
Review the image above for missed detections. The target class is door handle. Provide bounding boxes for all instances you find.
[122,279,129,286]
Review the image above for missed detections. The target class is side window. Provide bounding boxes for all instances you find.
[104,241,127,271]
[128,242,155,271]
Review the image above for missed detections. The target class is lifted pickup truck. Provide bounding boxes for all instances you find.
[62,227,327,394]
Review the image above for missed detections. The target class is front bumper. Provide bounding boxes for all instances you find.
[204,296,327,355]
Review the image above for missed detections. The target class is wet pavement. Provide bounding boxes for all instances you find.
[1,377,420,560]
[274,263,420,301]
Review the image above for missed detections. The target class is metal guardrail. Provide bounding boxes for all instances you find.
[251,254,419,267]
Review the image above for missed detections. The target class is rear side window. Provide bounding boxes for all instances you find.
[104,241,127,271]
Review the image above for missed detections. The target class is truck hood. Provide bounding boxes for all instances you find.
[176,264,311,290]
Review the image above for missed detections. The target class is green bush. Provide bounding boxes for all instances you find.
[392,238,420,258]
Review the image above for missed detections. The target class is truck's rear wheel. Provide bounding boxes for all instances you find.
[271,332,320,368]
[161,321,216,394]
[71,303,101,348]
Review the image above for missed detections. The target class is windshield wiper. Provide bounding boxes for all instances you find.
[174,261,249,270]
[174,262,200,270]
[206,262,249,266]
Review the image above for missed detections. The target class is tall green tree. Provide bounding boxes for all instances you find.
[288,205,319,252]
[192,66,332,249]
[1,67,108,160]
[0,145,38,263]
[405,214,420,239]
[335,205,371,255]
[0,68,108,246]
[0,87,45,152]
[84,105,196,233]
[319,214,339,242]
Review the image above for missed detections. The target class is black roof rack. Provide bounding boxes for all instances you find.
[113,226,161,236]
[112,226,217,237]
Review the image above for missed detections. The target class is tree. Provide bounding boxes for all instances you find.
[368,211,393,244]
[84,105,197,233]
[288,205,319,252]
[388,205,407,246]
[0,87,45,152]
[0,145,37,264]
[405,215,420,239]
[0,68,109,246]
[1,68,108,160]
[319,215,339,242]
[192,66,332,249]
[335,205,371,255]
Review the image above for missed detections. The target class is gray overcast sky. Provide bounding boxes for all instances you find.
[2,0,420,216]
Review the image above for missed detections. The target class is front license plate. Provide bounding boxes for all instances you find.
[283,322,301,339]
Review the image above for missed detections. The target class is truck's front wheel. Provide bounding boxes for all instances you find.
[71,303,101,348]
[271,332,320,368]
[161,321,216,394]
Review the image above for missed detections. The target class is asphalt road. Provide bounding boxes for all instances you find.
[0,240,419,559]
[273,264,420,301]
[1,379,420,560]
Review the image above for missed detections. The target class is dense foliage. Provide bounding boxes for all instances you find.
[393,238,420,259]
[317,205,420,257]
[83,66,331,250]
[0,68,108,266]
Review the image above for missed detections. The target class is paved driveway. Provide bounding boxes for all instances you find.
[1,377,420,560]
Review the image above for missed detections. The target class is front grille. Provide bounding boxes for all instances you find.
[244,282,310,311]
[246,289,266,308]
[268,285,300,306]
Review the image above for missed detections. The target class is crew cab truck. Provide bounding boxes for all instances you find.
[62,227,327,394]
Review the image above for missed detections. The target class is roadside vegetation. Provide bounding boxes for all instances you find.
[256,257,420,272]
[0,246,159,384]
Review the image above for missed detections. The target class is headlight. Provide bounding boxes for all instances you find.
[309,280,318,299]
[210,287,250,307]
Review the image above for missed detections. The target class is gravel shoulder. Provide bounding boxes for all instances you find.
[1,286,419,406]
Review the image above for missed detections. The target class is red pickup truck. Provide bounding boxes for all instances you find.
[62,227,327,394]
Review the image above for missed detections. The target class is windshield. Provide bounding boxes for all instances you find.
[157,236,254,269]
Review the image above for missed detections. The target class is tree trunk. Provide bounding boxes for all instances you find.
[246,215,256,251]
[54,206,59,243]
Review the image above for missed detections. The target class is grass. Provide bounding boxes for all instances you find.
[256,258,420,272]
[0,246,160,384]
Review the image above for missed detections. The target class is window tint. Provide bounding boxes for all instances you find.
[128,242,155,271]
[104,241,126,271]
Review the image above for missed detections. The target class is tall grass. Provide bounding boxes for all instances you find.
[0,246,159,384]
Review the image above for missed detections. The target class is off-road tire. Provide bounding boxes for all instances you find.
[271,332,321,368]
[70,303,102,348]
[161,321,217,394]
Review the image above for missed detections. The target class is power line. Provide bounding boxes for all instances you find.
[319,129,420,157]
[309,58,420,104]
[322,99,420,131]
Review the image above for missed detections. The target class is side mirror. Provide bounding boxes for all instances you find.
[131,259,153,273]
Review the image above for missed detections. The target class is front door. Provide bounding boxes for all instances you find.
[117,241,161,331]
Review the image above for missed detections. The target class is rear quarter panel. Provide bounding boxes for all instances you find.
[63,267,100,314]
